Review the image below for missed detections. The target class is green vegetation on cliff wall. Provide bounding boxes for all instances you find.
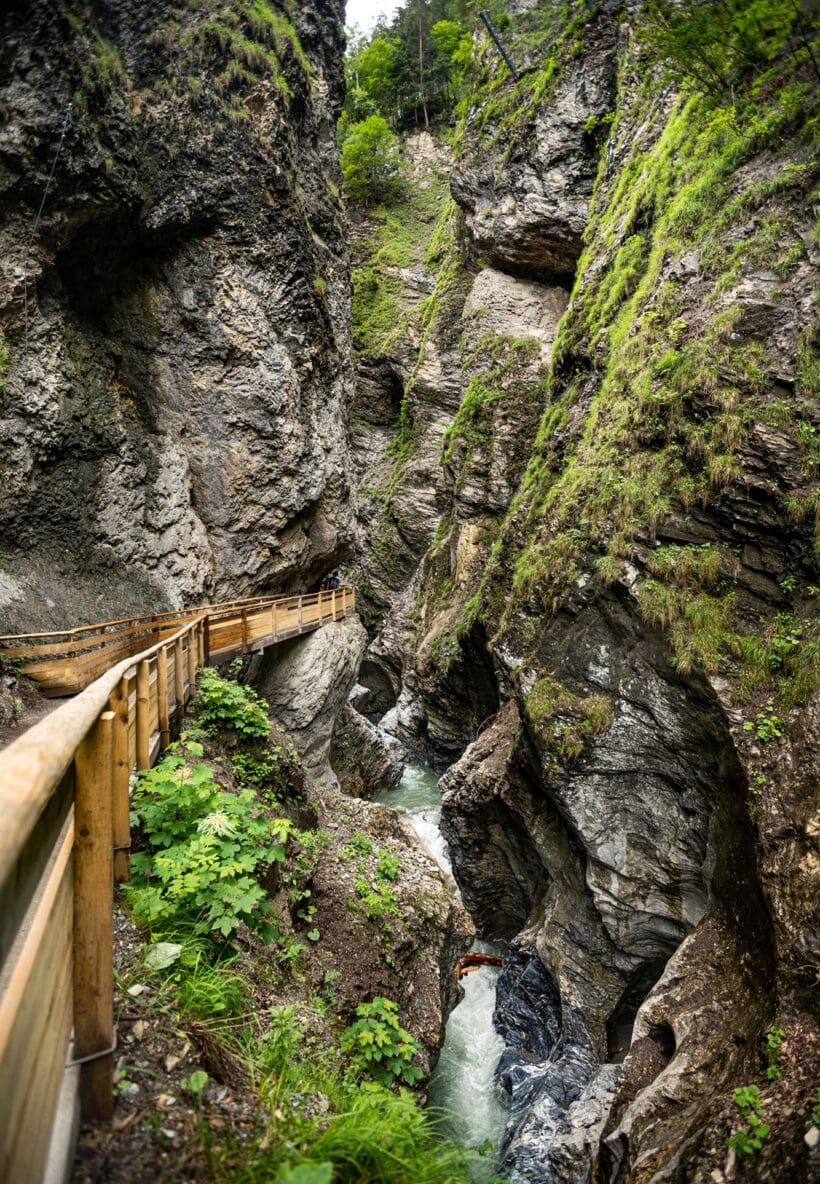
[449,2,819,716]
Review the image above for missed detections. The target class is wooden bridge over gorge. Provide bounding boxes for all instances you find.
[0,586,355,1184]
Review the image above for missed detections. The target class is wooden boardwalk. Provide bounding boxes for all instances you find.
[0,586,355,697]
[0,586,355,1184]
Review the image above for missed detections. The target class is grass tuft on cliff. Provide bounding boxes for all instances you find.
[448,5,820,713]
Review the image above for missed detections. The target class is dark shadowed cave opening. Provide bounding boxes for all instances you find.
[606,958,669,1062]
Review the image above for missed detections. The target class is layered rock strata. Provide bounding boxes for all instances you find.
[0,0,354,632]
[356,6,818,1180]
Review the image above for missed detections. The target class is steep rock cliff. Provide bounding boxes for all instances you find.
[356,4,818,1180]
[0,0,354,632]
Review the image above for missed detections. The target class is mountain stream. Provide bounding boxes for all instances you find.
[376,765,509,1154]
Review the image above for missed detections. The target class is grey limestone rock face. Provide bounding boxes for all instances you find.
[254,615,368,791]
[0,0,354,631]
[330,703,404,799]
[438,588,771,1180]
[359,257,571,763]
[451,22,617,282]
[352,132,572,632]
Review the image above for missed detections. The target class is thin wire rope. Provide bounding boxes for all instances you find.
[23,104,71,375]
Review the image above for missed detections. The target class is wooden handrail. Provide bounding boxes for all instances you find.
[0,585,356,1183]
[0,588,337,646]
[0,587,356,697]
[0,612,198,888]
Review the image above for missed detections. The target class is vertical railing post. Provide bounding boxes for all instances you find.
[271,603,277,642]
[298,596,303,631]
[108,679,131,884]
[203,616,210,664]
[136,659,150,770]
[73,709,115,1121]
[157,646,170,749]
[331,587,336,620]
[174,636,185,725]
[241,608,248,654]
[187,628,196,696]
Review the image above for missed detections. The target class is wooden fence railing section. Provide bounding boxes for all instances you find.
[0,586,355,1184]
[0,585,354,697]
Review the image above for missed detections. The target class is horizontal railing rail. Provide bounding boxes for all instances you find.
[0,585,355,1184]
[0,587,355,697]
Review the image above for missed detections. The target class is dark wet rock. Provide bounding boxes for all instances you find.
[494,944,562,1114]
[490,944,622,1182]
[330,703,404,799]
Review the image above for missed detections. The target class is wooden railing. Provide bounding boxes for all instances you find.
[0,586,355,697]
[0,586,355,1184]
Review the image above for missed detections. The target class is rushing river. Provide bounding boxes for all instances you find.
[377,765,509,1156]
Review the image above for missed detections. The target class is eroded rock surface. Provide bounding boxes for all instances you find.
[253,615,367,791]
[451,21,617,281]
[0,0,354,631]
[330,703,404,799]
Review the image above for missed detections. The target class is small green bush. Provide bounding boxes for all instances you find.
[375,850,401,882]
[341,997,423,1088]
[765,1025,784,1080]
[743,700,784,744]
[727,1084,770,1159]
[340,831,374,860]
[128,745,290,940]
[196,668,270,740]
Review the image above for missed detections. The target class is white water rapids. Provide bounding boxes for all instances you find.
[377,765,509,1153]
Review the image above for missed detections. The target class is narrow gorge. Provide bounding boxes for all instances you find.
[0,2,817,1183]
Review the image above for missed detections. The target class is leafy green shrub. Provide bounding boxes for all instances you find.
[727,1084,770,1159]
[340,831,374,860]
[231,749,280,783]
[341,998,423,1088]
[765,1025,784,1080]
[375,850,401,882]
[352,877,400,934]
[743,700,784,744]
[196,668,270,740]
[128,747,291,940]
